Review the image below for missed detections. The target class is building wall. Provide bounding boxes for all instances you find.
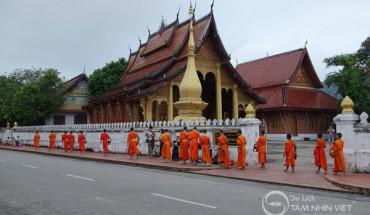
[257,110,336,141]
[45,113,89,125]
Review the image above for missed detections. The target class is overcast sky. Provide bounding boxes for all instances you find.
[0,0,369,82]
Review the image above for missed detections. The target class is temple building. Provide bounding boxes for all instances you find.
[46,73,89,125]
[85,5,266,123]
[236,48,337,140]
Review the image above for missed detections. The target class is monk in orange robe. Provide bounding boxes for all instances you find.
[236,130,246,169]
[78,131,86,153]
[283,134,296,172]
[199,129,212,166]
[34,131,40,149]
[49,131,56,151]
[161,129,172,162]
[179,127,189,164]
[100,129,110,156]
[254,130,267,169]
[68,131,75,152]
[314,133,327,174]
[331,133,346,175]
[127,128,140,159]
[62,131,69,152]
[217,130,232,168]
[188,127,199,165]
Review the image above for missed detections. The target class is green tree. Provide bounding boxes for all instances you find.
[324,37,370,114]
[88,58,127,99]
[0,68,65,126]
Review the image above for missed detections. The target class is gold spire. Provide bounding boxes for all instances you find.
[173,1,208,122]
[189,1,193,15]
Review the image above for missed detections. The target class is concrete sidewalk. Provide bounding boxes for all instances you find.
[1,145,369,195]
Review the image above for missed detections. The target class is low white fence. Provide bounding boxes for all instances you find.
[2,118,262,165]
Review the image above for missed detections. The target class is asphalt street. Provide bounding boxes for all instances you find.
[0,150,369,215]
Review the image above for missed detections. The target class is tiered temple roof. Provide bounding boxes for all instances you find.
[236,48,336,111]
[89,10,265,105]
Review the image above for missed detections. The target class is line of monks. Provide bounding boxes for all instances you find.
[33,128,346,174]
[284,132,346,175]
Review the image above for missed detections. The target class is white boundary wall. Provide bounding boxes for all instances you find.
[334,112,370,173]
[2,118,262,165]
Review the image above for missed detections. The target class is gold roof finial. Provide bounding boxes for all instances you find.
[189,1,193,15]
[304,39,308,48]
[245,104,256,118]
[341,96,355,114]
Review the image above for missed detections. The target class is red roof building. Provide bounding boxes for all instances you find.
[236,48,337,140]
[85,8,266,123]
[46,73,89,125]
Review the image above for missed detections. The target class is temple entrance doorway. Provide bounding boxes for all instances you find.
[173,85,180,119]
[198,72,216,120]
[222,88,233,119]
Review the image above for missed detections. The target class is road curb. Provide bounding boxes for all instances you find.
[0,147,213,173]
[325,175,370,196]
[189,171,356,195]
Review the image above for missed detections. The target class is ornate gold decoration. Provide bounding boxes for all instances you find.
[341,96,354,114]
[196,38,220,60]
[6,122,10,128]
[290,68,313,87]
[245,104,255,118]
[173,3,208,122]
[13,122,18,128]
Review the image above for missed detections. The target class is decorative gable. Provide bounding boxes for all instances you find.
[196,37,220,61]
[289,66,315,87]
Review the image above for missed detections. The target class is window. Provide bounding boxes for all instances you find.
[74,115,87,124]
[54,115,65,125]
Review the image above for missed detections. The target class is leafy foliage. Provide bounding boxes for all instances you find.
[324,37,370,114]
[88,58,127,100]
[0,68,65,126]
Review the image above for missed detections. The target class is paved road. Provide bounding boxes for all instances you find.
[0,150,368,215]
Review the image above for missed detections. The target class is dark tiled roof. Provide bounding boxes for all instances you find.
[65,73,88,92]
[90,11,266,104]
[236,48,323,89]
[255,86,337,111]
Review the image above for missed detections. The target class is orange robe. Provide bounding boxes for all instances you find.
[236,135,246,167]
[284,140,295,167]
[217,135,232,166]
[49,133,56,148]
[127,132,140,155]
[62,134,69,150]
[78,134,85,151]
[100,133,109,153]
[188,130,199,161]
[68,134,75,151]
[314,138,327,169]
[34,134,40,147]
[179,131,189,161]
[161,133,172,159]
[255,136,267,163]
[331,140,346,172]
[199,134,212,163]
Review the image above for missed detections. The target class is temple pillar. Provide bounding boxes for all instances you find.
[107,102,112,122]
[233,84,239,120]
[154,101,160,121]
[216,62,222,120]
[99,103,105,123]
[116,99,122,122]
[168,84,174,121]
[133,102,139,122]
[122,101,127,122]
[146,95,153,122]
